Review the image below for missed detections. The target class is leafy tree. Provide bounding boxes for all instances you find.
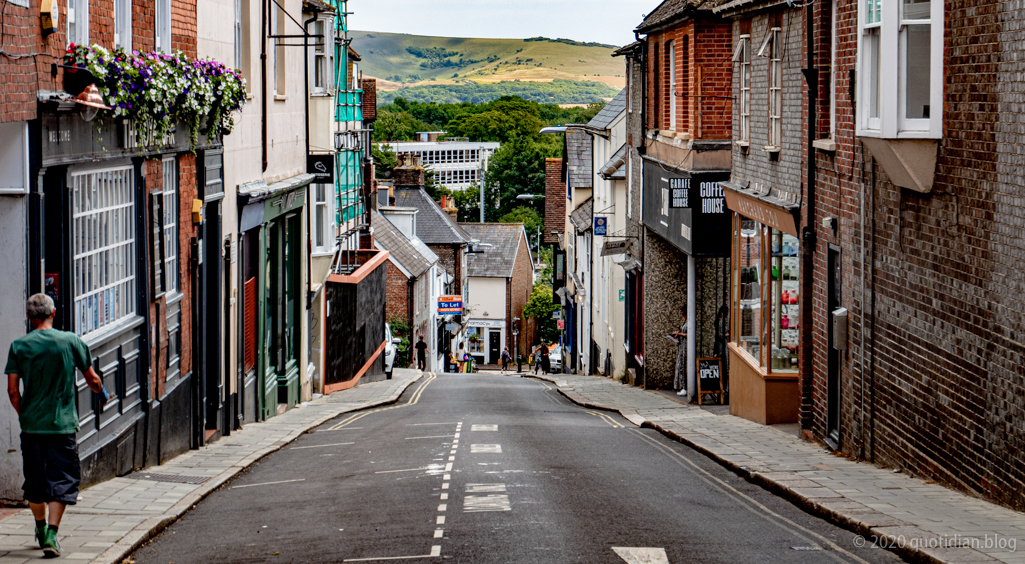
[445,109,544,143]
[485,136,560,219]
[389,316,412,368]
[523,284,559,344]
[536,245,553,285]
[450,184,482,222]
[499,207,543,249]
[372,109,432,142]
[373,144,398,179]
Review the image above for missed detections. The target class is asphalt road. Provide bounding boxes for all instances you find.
[131,372,905,564]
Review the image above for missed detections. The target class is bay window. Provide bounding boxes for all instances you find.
[858,0,943,138]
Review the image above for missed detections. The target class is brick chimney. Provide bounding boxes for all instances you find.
[439,195,459,222]
[393,153,425,189]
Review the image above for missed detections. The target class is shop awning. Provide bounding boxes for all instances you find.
[721,179,801,237]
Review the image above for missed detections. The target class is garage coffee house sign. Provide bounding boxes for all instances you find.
[641,160,730,257]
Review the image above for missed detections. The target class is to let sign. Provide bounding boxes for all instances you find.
[438,295,463,314]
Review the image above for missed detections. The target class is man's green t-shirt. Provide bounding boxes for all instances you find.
[4,329,92,434]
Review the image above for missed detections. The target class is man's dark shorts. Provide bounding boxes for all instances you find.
[21,433,80,505]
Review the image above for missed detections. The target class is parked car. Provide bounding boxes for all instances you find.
[384,323,400,379]
[548,344,563,373]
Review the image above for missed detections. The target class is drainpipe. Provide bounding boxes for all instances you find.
[687,255,696,402]
[801,2,818,431]
[261,0,268,172]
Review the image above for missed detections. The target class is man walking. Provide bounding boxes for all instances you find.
[6,294,111,558]
[414,336,428,372]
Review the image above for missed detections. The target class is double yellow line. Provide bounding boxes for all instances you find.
[587,410,623,429]
[325,373,437,431]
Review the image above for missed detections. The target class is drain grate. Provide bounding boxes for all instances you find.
[134,473,210,485]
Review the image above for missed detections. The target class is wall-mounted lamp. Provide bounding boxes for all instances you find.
[73,84,112,122]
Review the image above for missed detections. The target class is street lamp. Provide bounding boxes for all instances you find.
[512,317,521,372]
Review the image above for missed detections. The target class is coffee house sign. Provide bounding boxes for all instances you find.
[642,160,730,257]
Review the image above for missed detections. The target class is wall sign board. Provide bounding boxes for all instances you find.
[594,216,608,236]
[641,159,730,257]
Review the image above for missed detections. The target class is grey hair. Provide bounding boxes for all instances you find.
[26,293,55,321]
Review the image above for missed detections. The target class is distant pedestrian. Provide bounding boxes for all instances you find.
[532,346,542,375]
[673,309,688,397]
[6,294,112,558]
[415,336,428,372]
[540,343,551,375]
[501,347,511,373]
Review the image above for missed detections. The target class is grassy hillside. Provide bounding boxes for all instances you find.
[350,31,626,95]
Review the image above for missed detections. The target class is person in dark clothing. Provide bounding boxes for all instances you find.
[501,347,511,373]
[540,343,551,375]
[6,294,112,558]
[414,336,428,371]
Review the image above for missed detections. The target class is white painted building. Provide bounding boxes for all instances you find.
[381,141,500,191]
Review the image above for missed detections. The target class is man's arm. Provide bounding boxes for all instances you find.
[82,366,103,395]
[7,373,19,414]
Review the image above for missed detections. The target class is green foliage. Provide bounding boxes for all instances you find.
[372,109,433,142]
[373,144,397,178]
[449,184,482,222]
[446,109,544,143]
[486,136,560,219]
[536,245,554,285]
[524,36,620,49]
[389,317,412,368]
[523,284,559,344]
[377,79,618,106]
[499,207,543,249]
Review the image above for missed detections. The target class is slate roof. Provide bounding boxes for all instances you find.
[566,129,593,189]
[598,144,628,180]
[636,0,723,32]
[372,211,438,278]
[459,223,531,279]
[569,198,594,234]
[392,188,470,245]
[587,89,627,131]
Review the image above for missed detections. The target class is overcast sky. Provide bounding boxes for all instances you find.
[348,0,658,47]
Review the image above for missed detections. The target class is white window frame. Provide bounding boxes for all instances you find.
[733,34,751,145]
[766,27,782,151]
[829,1,837,139]
[114,0,132,50]
[667,39,677,130]
[162,157,179,294]
[71,164,138,338]
[857,0,943,138]
[311,17,332,94]
[273,2,286,96]
[312,182,336,255]
[155,0,171,52]
[66,0,89,46]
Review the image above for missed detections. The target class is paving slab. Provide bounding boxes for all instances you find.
[528,372,1023,564]
[0,370,423,564]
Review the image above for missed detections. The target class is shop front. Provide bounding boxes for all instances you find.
[724,184,802,424]
[640,159,731,397]
[238,177,311,420]
[466,320,505,366]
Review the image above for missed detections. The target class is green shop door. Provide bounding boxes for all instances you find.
[260,214,301,420]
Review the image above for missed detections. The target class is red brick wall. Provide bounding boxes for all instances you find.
[509,231,534,359]
[645,16,733,140]
[176,153,197,393]
[171,0,197,58]
[544,158,566,245]
[385,261,410,326]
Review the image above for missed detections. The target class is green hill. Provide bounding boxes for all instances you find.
[350,31,625,103]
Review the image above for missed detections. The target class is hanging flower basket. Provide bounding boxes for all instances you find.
[64,43,247,148]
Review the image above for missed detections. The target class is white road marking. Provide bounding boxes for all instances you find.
[232,479,305,489]
[437,504,447,512]
[374,467,431,474]
[441,483,449,490]
[444,463,453,471]
[453,432,460,438]
[440,493,448,500]
[431,546,441,557]
[407,422,460,426]
[611,547,669,564]
[436,516,445,524]
[434,529,443,538]
[448,456,455,461]
[443,474,451,480]
[463,494,511,512]
[405,435,455,440]
[290,442,354,450]
[342,546,442,562]
[465,483,506,493]
[471,444,502,454]
[318,427,363,432]
[471,425,498,431]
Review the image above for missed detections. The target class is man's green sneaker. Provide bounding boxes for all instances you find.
[42,528,61,558]
[34,524,46,549]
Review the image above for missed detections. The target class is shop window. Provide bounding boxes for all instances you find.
[71,165,137,337]
[857,0,943,138]
[467,328,484,354]
[732,216,799,372]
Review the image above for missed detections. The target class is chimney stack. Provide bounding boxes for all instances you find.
[393,153,425,189]
[439,195,459,222]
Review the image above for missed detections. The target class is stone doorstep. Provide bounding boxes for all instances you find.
[528,373,1005,564]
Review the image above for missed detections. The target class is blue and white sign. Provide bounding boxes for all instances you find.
[438,295,463,314]
[594,216,608,236]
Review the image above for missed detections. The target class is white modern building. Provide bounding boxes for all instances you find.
[381,140,500,191]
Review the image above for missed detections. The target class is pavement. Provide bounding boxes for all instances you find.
[0,369,423,564]
[523,371,1025,564]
